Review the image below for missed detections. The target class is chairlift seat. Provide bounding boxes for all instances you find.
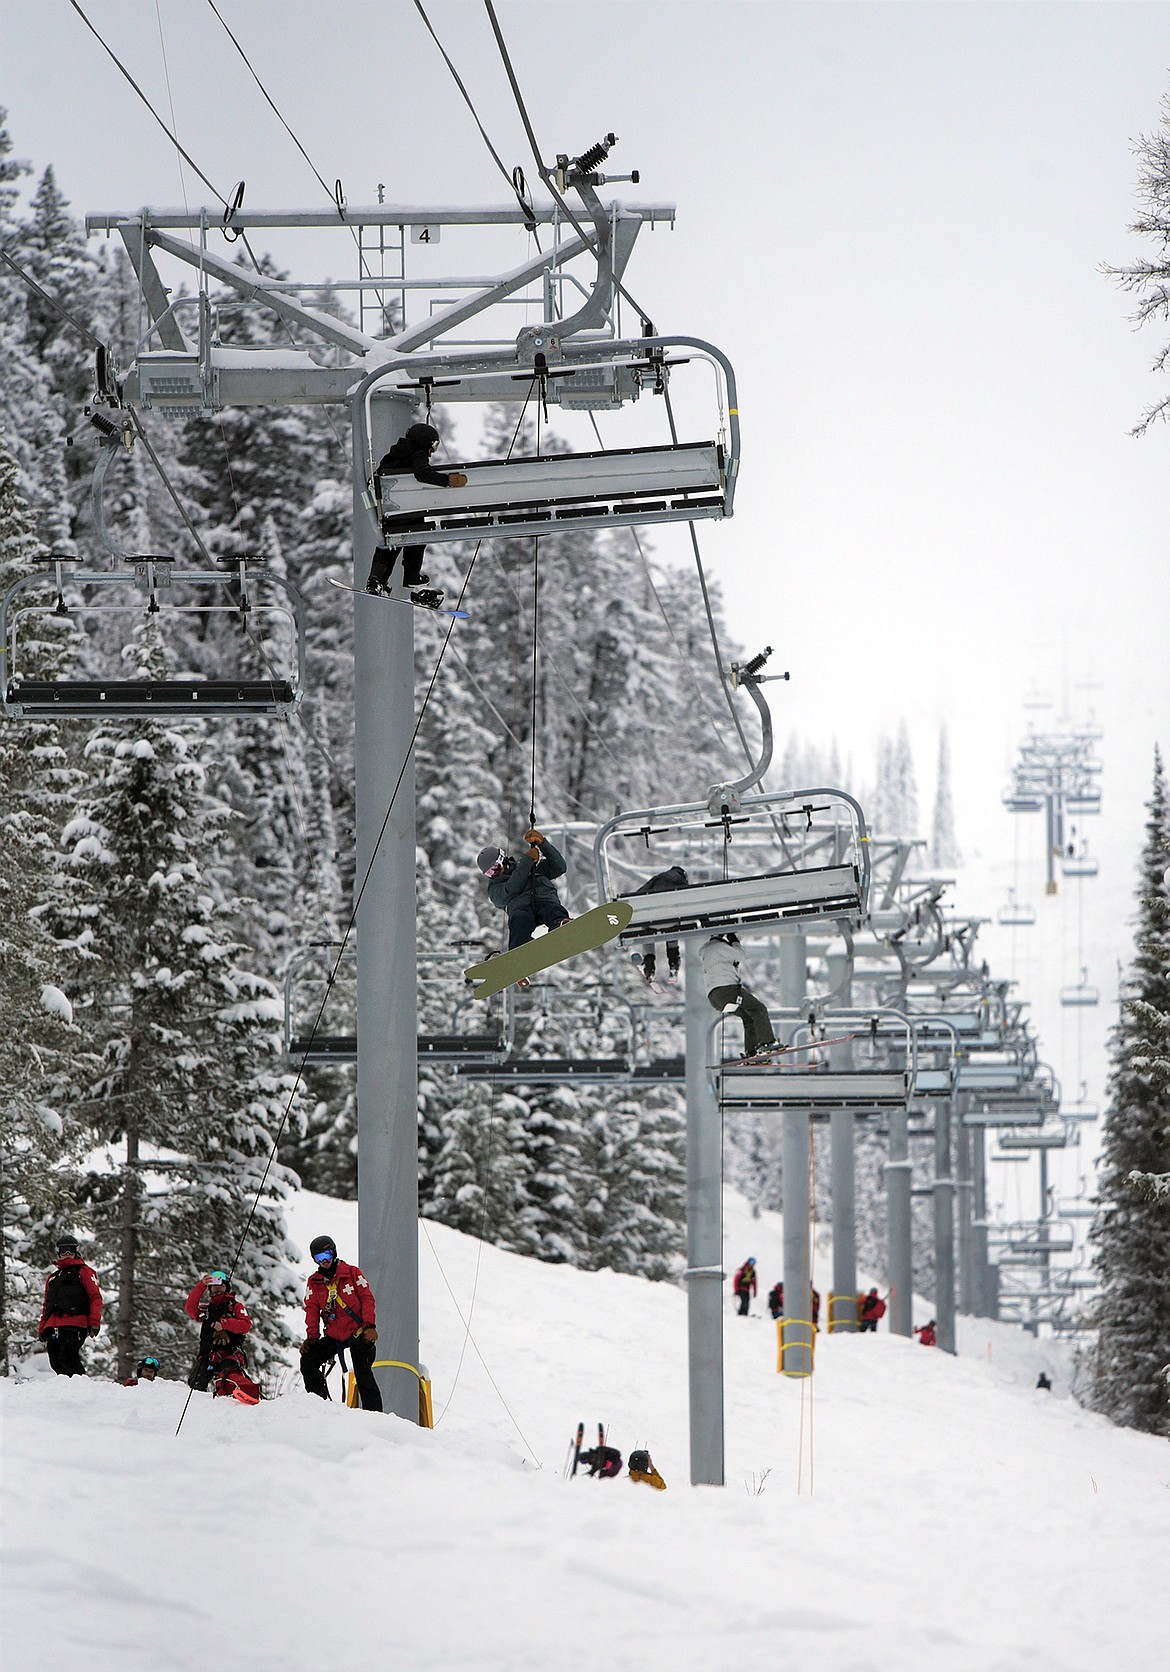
[1002,793,1044,813]
[1060,858,1099,878]
[289,1034,356,1064]
[289,1033,508,1066]
[997,903,1037,926]
[962,1104,1046,1127]
[455,1056,631,1084]
[5,678,297,715]
[956,1063,1027,1091]
[716,1068,907,1110]
[614,863,864,940]
[632,1057,686,1081]
[997,1129,1068,1150]
[1059,984,1099,1008]
[1064,794,1101,815]
[376,441,728,547]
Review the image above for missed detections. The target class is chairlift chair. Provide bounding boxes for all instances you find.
[1,555,306,716]
[997,890,1036,927]
[1059,970,1099,1008]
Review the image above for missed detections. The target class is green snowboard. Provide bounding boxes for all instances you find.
[465,900,633,999]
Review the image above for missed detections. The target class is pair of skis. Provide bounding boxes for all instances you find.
[566,1420,608,1479]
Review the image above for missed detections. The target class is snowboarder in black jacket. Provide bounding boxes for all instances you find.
[368,422,468,595]
[477,830,570,949]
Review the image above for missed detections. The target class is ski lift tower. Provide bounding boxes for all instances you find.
[88,138,738,1422]
[1001,719,1102,897]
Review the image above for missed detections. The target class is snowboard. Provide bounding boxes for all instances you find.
[719,1032,857,1069]
[327,577,469,618]
[464,899,633,999]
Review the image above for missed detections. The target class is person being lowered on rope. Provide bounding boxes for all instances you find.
[700,932,778,1060]
[368,422,467,597]
[477,829,570,951]
[300,1235,382,1412]
[185,1270,260,1401]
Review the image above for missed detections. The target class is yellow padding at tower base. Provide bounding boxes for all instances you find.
[777,1317,816,1377]
[371,1357,434,1428]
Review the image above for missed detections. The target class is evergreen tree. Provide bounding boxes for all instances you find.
[0,436,90,1369]
[49,622,301,1380]
[930,724,961,868]
[1107,91,1170,433]
[1090,751,1170,1435]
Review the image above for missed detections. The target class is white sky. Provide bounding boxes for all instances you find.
[4,1,1169,1202]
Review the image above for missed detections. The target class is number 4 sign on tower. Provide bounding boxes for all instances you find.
[411,224,440,244]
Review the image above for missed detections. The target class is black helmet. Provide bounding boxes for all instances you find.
[628,1449,651,1473]
[56,1235,80,1256]
[309,1235,338,1263]
[405,422,440,449]
[476,845,506,875]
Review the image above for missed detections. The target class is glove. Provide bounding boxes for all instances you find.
[88,1325,100,1338]
[525,828,544,845]
[211,1328,231,1348]
[447,471,468,488]
[300,1338,316,1355]
[361,1326,378,1344]
[526,845,542,861]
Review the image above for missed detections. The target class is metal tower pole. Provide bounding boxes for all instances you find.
[933,1098,957,1354]
[971,1122,992,1317]
[684,939,724,1486]
[1044,791,1058,896]
[780,935,813,1373]
[827,956,857,1332]
[956,1117,975,1315]
[353,391,419,1419]
[886,1104,913,1336]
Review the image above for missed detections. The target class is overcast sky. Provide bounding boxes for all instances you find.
[4,1,1169,1199]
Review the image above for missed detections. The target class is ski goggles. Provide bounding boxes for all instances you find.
[312,1249,336,1265]
[140,1357,160,1370]
[483,857,507,879]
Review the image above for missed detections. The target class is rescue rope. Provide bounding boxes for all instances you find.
[796,1127,818,1495]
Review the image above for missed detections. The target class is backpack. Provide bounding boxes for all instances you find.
[45,1265,89,1320]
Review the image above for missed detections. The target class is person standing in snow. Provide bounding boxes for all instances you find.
[629,864,688,987]
[701,933,777,1059]
[858,1288,887,1333]
[914,1319,938,1347]
[300,1235,382,1412]
[767,1280,784,1320]
[368,422,467,597]
[185,1270,259,1399]
[732,1257,758,1317]
[38,1234,102,1376]
[477,830,570,950]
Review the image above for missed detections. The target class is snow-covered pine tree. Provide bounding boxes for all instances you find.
[893,721,919,840]
[0,435,92,1370]
[1089,750,1170,1435]
[577,1087,684,1279]
[49,622,301,1380]
[930,724,961,868]
[1106,91,1170,434]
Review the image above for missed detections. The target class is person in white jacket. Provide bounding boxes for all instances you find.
[700,932,777,1058]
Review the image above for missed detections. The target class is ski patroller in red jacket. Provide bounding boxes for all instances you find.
[305,1260,376,1342]
[915,1321,938,1347]
[859,1291,887,1324]
[184,1278,252,1340]
[733,1262,758,1298]
[39,1257,103,1334]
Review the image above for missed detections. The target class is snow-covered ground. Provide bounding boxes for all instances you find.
[5,1189,1166,1672]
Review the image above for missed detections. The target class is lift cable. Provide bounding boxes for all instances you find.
[0,248,105,353]
[411,0,540,238]
[153,1,192,219]
[67,1,225,205]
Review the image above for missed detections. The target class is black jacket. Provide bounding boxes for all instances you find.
[487,838,567,917]
[634,865,689,896]
[375,431,455,490]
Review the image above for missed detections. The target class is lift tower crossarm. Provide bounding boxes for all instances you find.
[117,226,191,353]
[85,203,677,232]
[133,226,381,357]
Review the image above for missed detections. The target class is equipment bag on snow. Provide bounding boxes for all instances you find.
[44,1266,89,1319]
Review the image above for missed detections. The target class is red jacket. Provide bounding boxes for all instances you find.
[859,1292,887,1322]
[305,1260,376,1342]
[915,1322,938,1347]
[39,1257,102,1334]
[184,1279,252,1339]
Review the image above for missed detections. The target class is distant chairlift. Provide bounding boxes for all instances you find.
[1061,839,1098,879]
[1,554,306,715]
[1059,968,1099,1008]
[997,889,1036,927]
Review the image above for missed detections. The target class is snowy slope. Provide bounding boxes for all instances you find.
[5,1190,1166,1672]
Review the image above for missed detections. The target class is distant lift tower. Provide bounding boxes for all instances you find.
[88,137,738,1423]
[1001,721,1101,896]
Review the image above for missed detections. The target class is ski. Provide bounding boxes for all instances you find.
[570,1420,584,1479]
[719,1032,858,1070]
[327,577,469,618]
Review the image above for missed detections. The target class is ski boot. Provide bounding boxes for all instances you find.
[365,576,390,597]
[630,952,655,988]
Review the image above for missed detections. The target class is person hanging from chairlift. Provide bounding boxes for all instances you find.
[629,864,688,988]
[477,829,570,951]
[185,1270,261,1402]
[367,422,468,599]
[700,932,778,1060]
